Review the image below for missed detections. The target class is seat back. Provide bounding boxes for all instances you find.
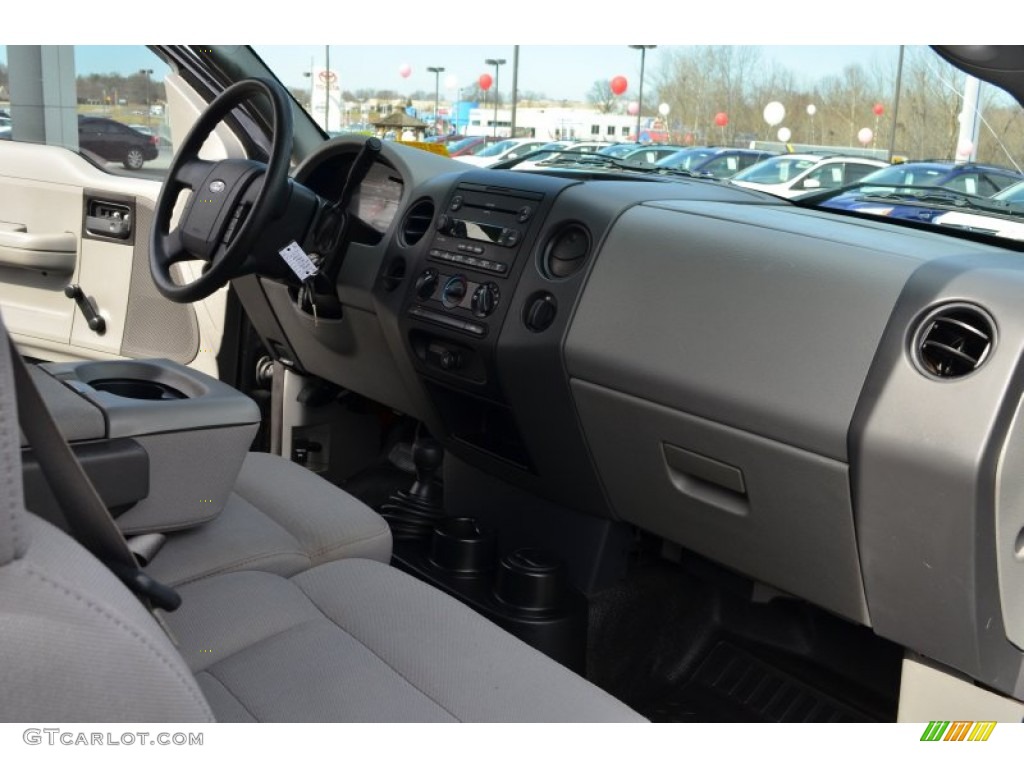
[0,317,213,723]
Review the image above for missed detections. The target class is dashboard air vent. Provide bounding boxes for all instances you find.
[542,223,591,279]
[914,304,995,379]
[400,199,435,247]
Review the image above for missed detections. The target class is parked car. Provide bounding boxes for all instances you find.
[655,147,777,178]
[10,44,1024,735]
[445,135,491,157]
[78,115,160,169]
[731,153,890,198]
[455,137,550,167]
[821,160,1024,209]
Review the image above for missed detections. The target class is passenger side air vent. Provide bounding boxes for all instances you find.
[400,199,435,246]
[913,304,995,379]
[542,223,591,279]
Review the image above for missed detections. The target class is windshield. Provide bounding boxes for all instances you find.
[856,164,948,186]
[996,181,1024,204]
[246,44,1024,244]
[657,149,716,170]
[733,156,816,184]
[475,139,519,157]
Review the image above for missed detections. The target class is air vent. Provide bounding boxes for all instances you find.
[542,223,591,279]
[913,304,995,379]
[400,199,435,246]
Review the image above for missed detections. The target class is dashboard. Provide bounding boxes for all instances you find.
[233,134,1024,704]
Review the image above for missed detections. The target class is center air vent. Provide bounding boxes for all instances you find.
[913,304,995,379]
[400,199,435,246]
[542,223,591,279]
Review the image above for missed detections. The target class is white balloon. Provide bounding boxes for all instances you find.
[806,104,817,116]
[658,102,670,116]
[763,101,786,126]
[777,127,792,142]
[857,127,874,145]
[444,74,458,90]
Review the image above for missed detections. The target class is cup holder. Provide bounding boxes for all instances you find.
[493,548,566,613]
[88,378,187,401]
[429,517,496,575]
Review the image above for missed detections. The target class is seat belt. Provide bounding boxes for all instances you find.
[9,338,181,614]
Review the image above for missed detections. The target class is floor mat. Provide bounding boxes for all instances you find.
[640,640,872,723]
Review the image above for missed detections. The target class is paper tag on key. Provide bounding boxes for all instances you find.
[279,241,318,281]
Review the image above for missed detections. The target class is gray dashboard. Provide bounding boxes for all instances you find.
[235,138,1024,700]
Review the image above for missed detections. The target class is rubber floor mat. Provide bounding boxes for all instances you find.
[641,640,873,723]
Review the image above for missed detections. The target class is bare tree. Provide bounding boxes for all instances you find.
[588,79,617,114]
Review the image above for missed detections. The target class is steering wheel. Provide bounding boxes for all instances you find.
[150,77,294,303]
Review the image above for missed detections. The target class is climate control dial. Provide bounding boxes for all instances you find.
[441,275,468,308]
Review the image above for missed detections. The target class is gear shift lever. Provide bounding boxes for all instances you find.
[380,434,445,541]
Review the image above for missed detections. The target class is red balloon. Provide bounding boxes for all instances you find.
[479,73,493,91]
[873,102,884,116]
[714,112,729,127]
[610,75,628,96]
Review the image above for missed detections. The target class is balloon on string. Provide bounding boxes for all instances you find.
[777,127,792,142]
[627,101,639,116]
[479,73,493,91]
[806,104,817,116]
[714,112,728,127]
[956,139,975,158]
[399,63,412,79]
[444,74,458,90]
[658,103,670,117]
[858,127,874,145]
[763,101,785,126]
[873,103,884,116]
[610,75,628,96]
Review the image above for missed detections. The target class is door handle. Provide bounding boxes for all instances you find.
[0,230,77,273]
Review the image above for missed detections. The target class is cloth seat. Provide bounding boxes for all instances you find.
[145,451,392,588]
[0,318,644,722]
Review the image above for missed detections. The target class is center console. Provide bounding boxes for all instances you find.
[22,359,260,536]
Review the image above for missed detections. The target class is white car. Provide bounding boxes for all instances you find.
[455,137,549,167]
[731,153,889,199]
[929,178,1024,240]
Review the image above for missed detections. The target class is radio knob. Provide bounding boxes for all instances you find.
[436,214,450,232]
[414,268,439,299]
[441,275,468,308]
[472,282,500,317]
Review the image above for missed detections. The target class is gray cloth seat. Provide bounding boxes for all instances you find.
[0,321,644,722]
[145,451,392,588]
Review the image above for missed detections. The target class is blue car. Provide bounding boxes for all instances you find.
[655,147,777,179]
[816,161,1024,220]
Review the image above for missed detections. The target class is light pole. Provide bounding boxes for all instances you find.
[485,57,506,138]
[139,68,153,127]
[427,66,445,136]
[303,56,314,113]
[628,45,656,141]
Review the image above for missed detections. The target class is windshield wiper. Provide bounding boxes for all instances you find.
[796,182,1024,217]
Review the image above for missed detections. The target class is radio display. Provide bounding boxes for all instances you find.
[446,218,506,244]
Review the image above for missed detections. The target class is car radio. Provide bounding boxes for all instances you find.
[425,183,543,279]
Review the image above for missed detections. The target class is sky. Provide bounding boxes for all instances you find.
[2,2,1016,105]
[252,45,900,103]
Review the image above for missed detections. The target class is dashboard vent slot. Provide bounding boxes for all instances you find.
[542,223,591,279]
[400,199,435,247]
[914,305,994,379]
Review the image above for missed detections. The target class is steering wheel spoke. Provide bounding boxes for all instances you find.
[155,229,194,267]
[177,158,216,190]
